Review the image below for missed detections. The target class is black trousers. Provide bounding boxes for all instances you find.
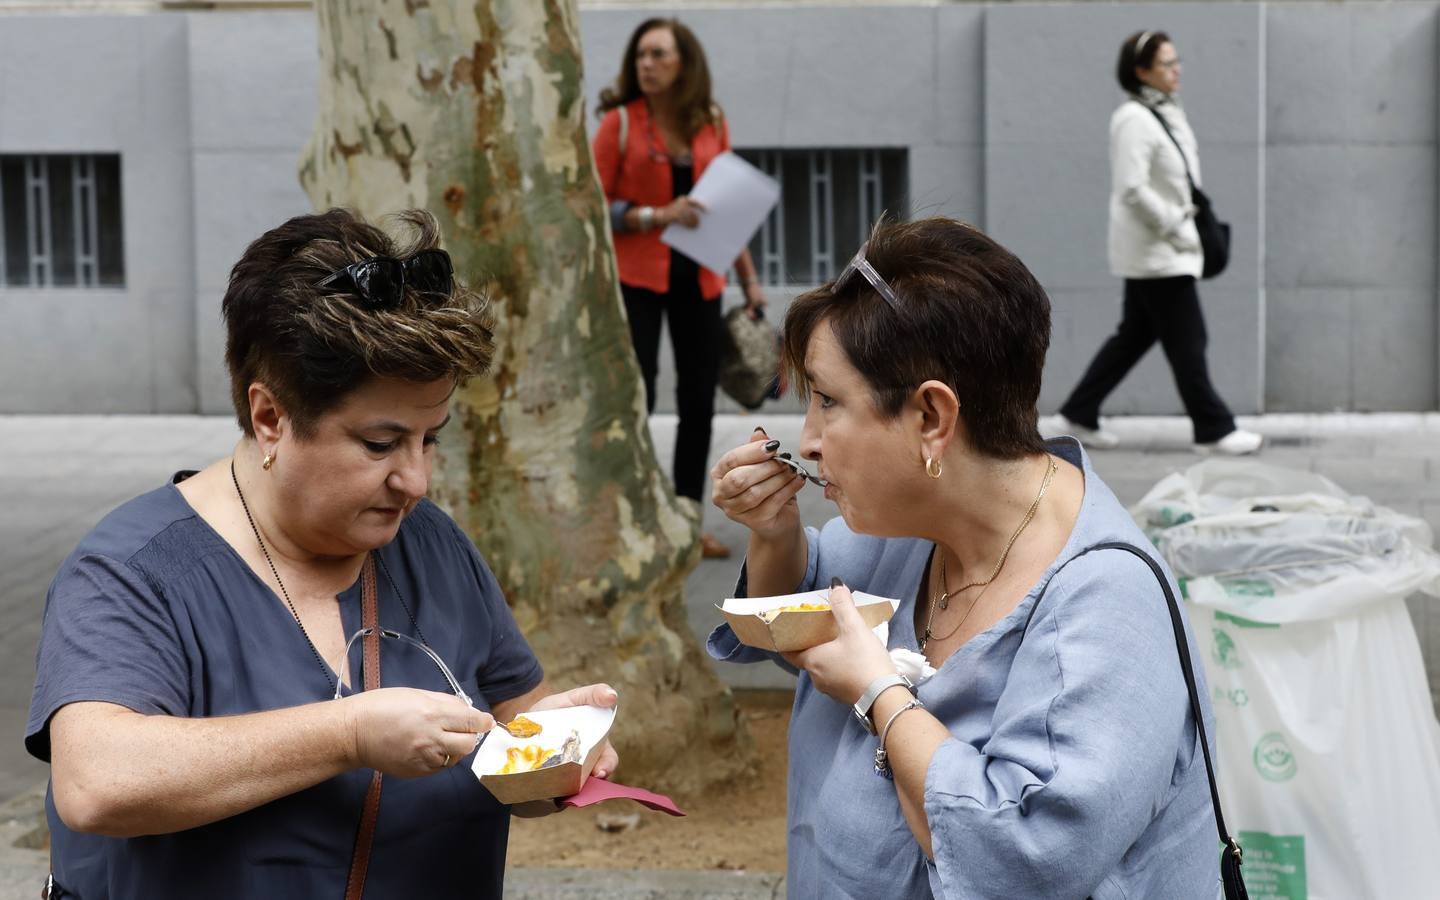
[1059,275,1236,444]
[622,279,723,503]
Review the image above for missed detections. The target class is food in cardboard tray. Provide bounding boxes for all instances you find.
[501,715,543,738]
[759,602,830,623]
[496,728,584,775]
[540,729,583,769]
[499,744,557,775]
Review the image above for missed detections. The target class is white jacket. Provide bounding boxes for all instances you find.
[1107,88,1203,279]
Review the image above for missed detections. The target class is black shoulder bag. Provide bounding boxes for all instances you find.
[1030,541,1249,899]
[1146,106,1231,280]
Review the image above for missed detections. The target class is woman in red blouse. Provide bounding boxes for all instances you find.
[593,17,767,559]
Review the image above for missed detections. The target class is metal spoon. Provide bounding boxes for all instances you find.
[776,452,828,487]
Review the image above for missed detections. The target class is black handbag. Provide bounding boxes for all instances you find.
[1147,106,1231,280]
[1030,541,1250,900]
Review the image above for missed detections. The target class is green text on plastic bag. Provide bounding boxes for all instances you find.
[1238,831,1307,899]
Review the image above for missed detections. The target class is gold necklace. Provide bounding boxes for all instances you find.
[919,455,1059,653]
[935,542,993,611]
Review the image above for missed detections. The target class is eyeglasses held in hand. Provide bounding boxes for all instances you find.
[316,249,455,310]
[835,243,902,312]
[332,626,474,706]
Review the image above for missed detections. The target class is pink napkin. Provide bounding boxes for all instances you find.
[559,778,686,816]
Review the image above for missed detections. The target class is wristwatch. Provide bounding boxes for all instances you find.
[852,673,916,735]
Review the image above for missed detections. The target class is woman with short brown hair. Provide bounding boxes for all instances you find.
[28,208,617,898]
[709,217,1222,897]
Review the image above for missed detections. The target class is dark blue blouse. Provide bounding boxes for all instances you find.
[27,475,543,898]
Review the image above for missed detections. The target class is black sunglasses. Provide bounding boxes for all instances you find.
[316,249,454,309]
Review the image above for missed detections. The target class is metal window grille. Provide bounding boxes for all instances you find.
[74,156,100,286]
[0,153,124,288]
[737,148,908,286]
[753,151,785,286]
[25,157,52,287]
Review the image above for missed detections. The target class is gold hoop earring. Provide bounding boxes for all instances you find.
[925,457,942,479]
[262,452,274,471]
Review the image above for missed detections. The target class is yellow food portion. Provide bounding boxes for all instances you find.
[759,602,830,622]
[504,715,542,738]
[498,744,557,775]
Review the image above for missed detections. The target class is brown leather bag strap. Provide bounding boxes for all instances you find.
[344,555,383,900]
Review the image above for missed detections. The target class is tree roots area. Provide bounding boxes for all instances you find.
[508,689,791,872]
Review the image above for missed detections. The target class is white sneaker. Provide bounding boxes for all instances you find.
[1196,429,1263,456]
[1058,416,1120,450]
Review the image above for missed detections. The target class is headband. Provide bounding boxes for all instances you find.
[1135,31,1155,56]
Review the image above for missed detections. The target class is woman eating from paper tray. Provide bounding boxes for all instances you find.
[708,217,1225,898]
[26,209,617,899]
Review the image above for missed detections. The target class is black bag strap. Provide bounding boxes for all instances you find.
[1028,540,1249,899]
[1143,103,1199,194]
[613,104,630,188]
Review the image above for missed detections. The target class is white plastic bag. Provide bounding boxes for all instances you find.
[1132,460,1440,899]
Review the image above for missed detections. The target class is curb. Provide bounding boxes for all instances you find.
[0,856,785,900]
[504,867,783,899]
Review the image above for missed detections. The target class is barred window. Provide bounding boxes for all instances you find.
[736,148,908,286]
[0,154,125,288]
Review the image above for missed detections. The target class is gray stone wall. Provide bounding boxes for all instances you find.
[0,14,196,413]
[187,11,320,415]
[1265,2,1439,413]
[0,3,1436,415]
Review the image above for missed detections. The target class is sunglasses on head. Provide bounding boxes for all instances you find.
[316,249,454,309]
[834,242,902,312]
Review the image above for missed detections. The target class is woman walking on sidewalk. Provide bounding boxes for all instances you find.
[1058,30,1261,455]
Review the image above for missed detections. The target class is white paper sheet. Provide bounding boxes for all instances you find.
[660,151,779,273]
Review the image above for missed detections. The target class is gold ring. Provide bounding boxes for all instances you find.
[442,753,451,768]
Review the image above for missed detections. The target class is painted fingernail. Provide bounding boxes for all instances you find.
[779,451,792,459]
[830,576,846,589]
[753,426,767,434]
[763,439,780,453]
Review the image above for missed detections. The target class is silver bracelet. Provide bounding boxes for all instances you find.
[853,673,914,734]
[873,698,925,778]
[637,205,655,231]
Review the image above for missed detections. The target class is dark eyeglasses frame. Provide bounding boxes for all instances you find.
[316,249,454,310]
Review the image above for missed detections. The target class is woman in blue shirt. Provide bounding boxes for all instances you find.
[27,209,617,898]
[708,218,1221,898]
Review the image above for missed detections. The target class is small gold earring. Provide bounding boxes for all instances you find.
[262,452,274,471]
[925,457,942,479]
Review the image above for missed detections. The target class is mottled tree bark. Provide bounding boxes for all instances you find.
[301,0,746,793]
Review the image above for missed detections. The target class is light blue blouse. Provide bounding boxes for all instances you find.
[708,439,1222,899]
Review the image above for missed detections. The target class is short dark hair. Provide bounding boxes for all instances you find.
[597,18,719,142]
[781,218,1050,460]
[222,208,495,439]
[1116,30,1171,94]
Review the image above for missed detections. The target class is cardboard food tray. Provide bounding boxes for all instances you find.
[471,704,615,805]
[720,589,896,652]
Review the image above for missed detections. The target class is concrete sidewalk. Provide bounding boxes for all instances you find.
[2,411,1440,898]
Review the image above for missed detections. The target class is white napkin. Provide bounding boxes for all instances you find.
[872,623,937,683]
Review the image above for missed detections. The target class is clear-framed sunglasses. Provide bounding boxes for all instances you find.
[834,242,902,312]
[331,626,474,707]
